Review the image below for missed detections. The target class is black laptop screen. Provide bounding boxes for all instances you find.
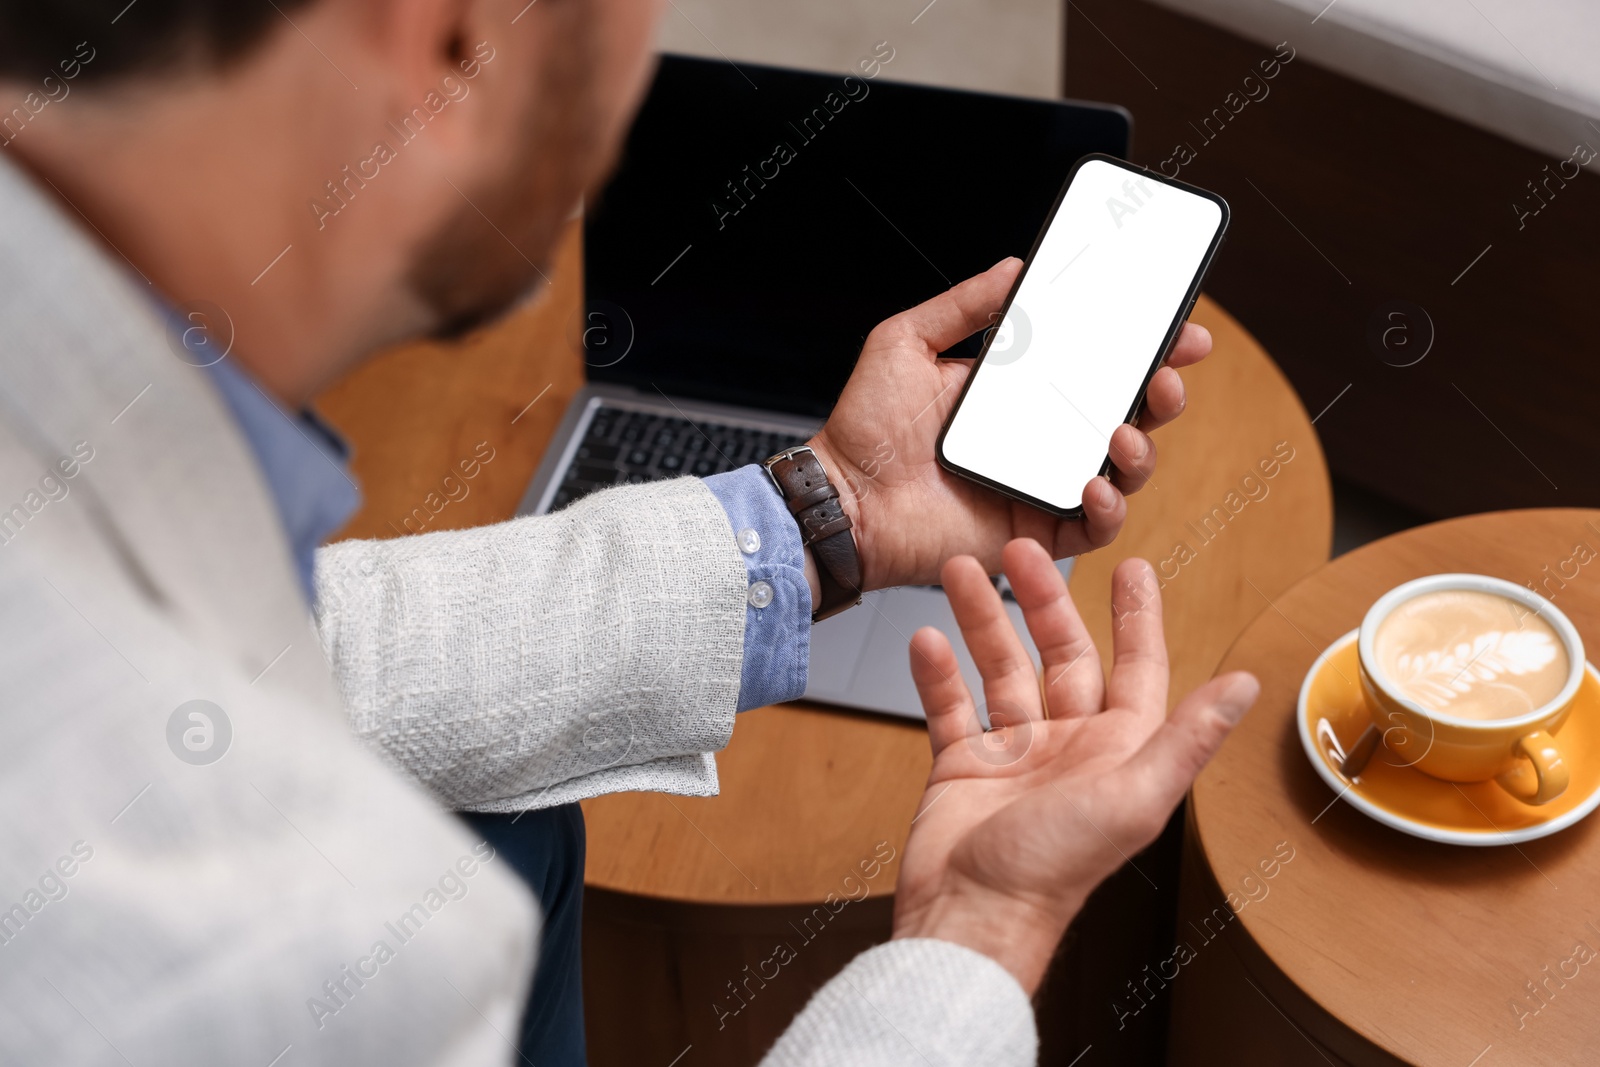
[582,54,1131,418]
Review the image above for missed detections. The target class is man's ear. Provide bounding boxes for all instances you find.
[358,0,478,104]
[346,0,503,160]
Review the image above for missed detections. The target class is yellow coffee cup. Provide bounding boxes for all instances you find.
[1357,574,1584,806]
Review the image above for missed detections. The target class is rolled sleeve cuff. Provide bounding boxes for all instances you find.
[704,464,812,711]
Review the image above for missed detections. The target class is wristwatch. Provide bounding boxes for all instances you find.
[761,445,863,623]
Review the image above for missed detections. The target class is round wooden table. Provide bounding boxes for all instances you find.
[319,223,1336,1065]
[1171,508,1600,1066]
[577,293,1333,1064]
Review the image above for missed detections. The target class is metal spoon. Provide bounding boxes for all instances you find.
[1340,724,1381,779]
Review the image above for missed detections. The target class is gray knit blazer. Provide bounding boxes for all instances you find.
[0,155,1035,1065]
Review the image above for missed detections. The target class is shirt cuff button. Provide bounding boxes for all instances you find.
[737,527,762,555]
[747,580,774,609]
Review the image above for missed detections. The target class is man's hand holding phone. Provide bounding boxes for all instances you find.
[806,257,1212,591]
[890,538,1260,993]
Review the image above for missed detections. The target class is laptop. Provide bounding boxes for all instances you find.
[518,54,1131,719]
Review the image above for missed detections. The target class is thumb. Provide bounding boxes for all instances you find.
[1122,671,1260,806]
[878,257,1023,360]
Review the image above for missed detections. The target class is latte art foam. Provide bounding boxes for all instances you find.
[1375,590,1569,720]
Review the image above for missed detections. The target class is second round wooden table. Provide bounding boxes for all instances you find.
[1172,508,1600,1066]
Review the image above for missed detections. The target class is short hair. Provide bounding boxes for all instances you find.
[0,2,315,84]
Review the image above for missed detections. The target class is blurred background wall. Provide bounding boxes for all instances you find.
[658,0,1061,99]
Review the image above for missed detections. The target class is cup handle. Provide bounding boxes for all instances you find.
[1495,731,1570,806]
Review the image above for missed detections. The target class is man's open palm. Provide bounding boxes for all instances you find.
[890,538,1260,993]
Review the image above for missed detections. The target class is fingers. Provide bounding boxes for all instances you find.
[1136,366,1185,433]
[941,554,1048,723]
[910,626,979,759]
[1121,671,1260,805]
[1166,322,1212,369]
[1104,559,1169,716]
[1107,424,1157,495]
[1001,538,1103,718]
[878,258,1024,360]
[1063,477,1125,556]
[1135,321,1210,433]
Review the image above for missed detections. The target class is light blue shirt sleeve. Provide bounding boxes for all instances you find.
[703,464,812,711]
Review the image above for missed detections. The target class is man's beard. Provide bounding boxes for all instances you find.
[406,12,603,339]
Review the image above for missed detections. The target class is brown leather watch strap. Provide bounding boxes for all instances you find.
[762,446,862,623]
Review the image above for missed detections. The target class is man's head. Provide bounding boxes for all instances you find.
[0,0,664,401]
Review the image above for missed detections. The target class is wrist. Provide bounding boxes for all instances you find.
[763,440,864,621]
[803,432,870,590]
[893,884,1077,996]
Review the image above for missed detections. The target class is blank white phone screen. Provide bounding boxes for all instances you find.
[942,159,1223,512]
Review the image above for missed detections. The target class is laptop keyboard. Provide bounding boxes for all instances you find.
[550,405,809,511]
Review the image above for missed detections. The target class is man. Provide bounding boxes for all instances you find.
[0,1,1258,1064]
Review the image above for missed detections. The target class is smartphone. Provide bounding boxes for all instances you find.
[936,154,1229,518]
